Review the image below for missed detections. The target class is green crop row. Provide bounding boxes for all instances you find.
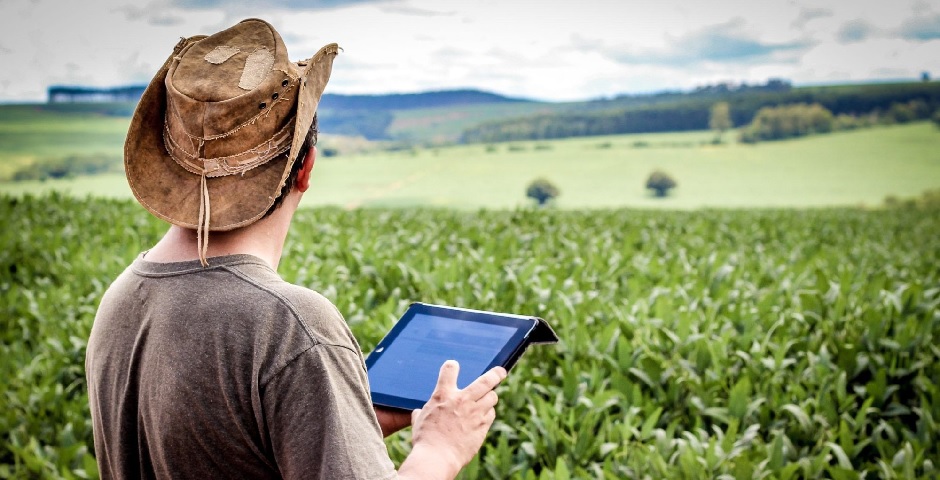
[2,194,939,478]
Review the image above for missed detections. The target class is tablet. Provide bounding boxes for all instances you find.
[365,302,558,411]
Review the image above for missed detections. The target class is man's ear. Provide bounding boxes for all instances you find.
[296,145,316,193]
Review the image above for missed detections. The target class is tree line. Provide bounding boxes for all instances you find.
[731,98,937,143]
[461,82,940,143]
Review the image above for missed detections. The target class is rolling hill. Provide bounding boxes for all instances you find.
[14,80,940,145]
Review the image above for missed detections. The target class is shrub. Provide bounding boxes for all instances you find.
[887,102,917,123]
[11,154,121,182]
[319,147,339,157]
[525,178,560,205]
[646,170,677,197]
[835,114,862,131]
[738,103,834,143]
[885,100,932,124]
[886,189,940,209]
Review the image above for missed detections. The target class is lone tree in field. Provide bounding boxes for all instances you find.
[709,101,733,143]
[646,170,677,197]
[526,178,560,206]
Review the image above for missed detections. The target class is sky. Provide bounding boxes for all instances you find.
[1,0,939,103]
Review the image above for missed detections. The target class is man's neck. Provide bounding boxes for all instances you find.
[144,199,296,270]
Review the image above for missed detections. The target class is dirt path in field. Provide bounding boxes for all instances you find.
[343,163,445,209]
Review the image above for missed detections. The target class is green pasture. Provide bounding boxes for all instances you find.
[0,105,128,180]
[1,105,939,209]
[307,123,940,209]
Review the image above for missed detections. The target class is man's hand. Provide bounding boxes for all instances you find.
[374,405,411,437]
[398,360,506,479]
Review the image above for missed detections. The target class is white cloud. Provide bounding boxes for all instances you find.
[0,0,227,100]
[0,0,937,102]
[800,37,940,81]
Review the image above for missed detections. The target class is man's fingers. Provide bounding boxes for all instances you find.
[411,408,422,425]
[484,407,496,424]
[463,366,507,400]
[434,360,460,393]
[480,390,498,408]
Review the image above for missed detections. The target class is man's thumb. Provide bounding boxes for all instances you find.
[435,359,460,390]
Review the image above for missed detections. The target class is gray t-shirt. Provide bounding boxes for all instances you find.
[86,254,397,479]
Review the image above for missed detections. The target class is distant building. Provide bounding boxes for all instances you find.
[47,85,147,103]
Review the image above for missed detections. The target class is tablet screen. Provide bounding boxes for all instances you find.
[366,304,537,410]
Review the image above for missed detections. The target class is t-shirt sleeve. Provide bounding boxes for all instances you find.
[262,344,398,480]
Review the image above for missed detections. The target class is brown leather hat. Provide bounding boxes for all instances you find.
[125,18,338,265]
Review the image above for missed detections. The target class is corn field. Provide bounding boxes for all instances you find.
[2,194,938,479]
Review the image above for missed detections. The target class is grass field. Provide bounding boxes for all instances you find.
[307,123,940,209]
[0,105,129,180]
[2,121,939,209]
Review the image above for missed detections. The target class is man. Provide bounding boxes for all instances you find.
[86,18,505,479]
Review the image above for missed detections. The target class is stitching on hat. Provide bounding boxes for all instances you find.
[165,100,198,156]
[165,79,297,144]
[204,45,241,64]
[163,115,295,178]
[239,47,275,91]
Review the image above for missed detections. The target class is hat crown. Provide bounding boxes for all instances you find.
[171,19,288,103]
[165,19,299,142]
[161,19,300,176]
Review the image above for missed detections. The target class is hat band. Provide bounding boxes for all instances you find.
[163,114,295,178]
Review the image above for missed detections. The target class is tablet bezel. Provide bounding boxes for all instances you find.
[365,302,538,411]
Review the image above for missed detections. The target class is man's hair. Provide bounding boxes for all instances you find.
[262,114,318,218]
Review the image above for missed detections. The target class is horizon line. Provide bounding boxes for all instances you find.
[0,76,933,106]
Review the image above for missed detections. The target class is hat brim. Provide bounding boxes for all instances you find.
[125,36,338,232]
[287,43,340,166]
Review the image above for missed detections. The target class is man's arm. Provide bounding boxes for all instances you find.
[266,348,503,479]
[374,406,411,437]
[264,346,399,479]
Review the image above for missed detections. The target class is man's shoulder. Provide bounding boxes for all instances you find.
[104,253,356,351]
[222,259,358,349]
[224,259,342,322]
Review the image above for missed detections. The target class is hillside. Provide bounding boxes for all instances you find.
[462,81,940,143]
[321,80,940,143]
[320,89,531,110]
[317,89,546,141]
[6,80,940,145]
